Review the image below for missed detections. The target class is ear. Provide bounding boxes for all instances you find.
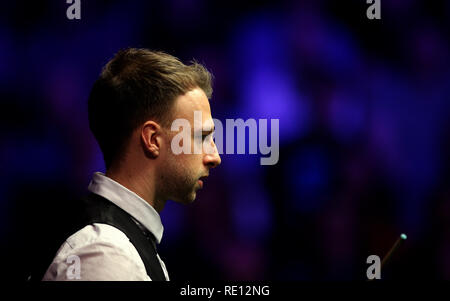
[141,121,162,158]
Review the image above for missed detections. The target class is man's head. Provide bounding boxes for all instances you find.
[88,48,221,207]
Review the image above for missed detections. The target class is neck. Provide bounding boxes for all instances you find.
[105,164,166,213]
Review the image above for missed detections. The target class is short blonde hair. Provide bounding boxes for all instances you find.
[88,48,213,168]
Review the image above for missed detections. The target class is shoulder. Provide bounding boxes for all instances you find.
[42,223,149,281]
[65,223,132,250]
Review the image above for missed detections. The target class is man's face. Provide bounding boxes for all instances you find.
[158,88,221,204]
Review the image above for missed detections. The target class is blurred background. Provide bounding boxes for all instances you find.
[1,0,449,280]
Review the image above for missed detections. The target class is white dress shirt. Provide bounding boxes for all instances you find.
[42,172,170,281]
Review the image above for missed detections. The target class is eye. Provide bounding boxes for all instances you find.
[202,131,213,141]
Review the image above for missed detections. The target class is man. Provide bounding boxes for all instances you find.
[40,48,221,281]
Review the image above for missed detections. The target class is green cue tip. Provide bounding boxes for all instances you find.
[400,233,407,240]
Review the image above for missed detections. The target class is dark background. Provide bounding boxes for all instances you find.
[1,0,449,280]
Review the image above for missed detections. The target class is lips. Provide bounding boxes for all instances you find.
[198,175,208,188]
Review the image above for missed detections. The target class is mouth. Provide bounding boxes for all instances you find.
[197,175,208,189]
[197,179,203,189]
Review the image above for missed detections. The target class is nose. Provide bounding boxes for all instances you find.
[204,143,221,169]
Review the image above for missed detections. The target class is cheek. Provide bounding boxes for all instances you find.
[167,153,189,175]
[172,154,203,182]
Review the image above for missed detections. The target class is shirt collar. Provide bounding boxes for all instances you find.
[87,172,164,244]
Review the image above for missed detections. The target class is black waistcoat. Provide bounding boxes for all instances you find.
[30,192,166,281]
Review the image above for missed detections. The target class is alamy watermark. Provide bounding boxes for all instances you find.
[170,111,279,165]
[366,255,381,280]
[66,0,81,20]
[67,1,381,21]
[66,254,81,280]
[366,0,381,20]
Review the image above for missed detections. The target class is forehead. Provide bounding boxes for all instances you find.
[171,88,213,125]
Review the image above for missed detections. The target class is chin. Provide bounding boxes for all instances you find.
[175,193,196,205]
[186,193,197,204]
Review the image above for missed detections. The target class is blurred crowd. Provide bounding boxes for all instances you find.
[0,0,449,280]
